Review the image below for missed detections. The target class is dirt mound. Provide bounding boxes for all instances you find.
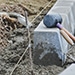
[0,1,59,75]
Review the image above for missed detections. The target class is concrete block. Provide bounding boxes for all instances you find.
[33,20,68,66]
[58,0,75,23]
[57,0,75,20]
[58,0,75,2]
[59,64,75,75]
[33,0,75,66]
[55,1,74,6]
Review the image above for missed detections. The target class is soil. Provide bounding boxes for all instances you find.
[0,0,75,75]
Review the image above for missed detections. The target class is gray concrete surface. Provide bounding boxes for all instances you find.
[59,64,75,75]
[33,21,65,66]
[33,0,75,66]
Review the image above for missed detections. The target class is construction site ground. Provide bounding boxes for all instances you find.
[0,0,75,75]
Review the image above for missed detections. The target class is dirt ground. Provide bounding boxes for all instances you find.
[0,0,75,75]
